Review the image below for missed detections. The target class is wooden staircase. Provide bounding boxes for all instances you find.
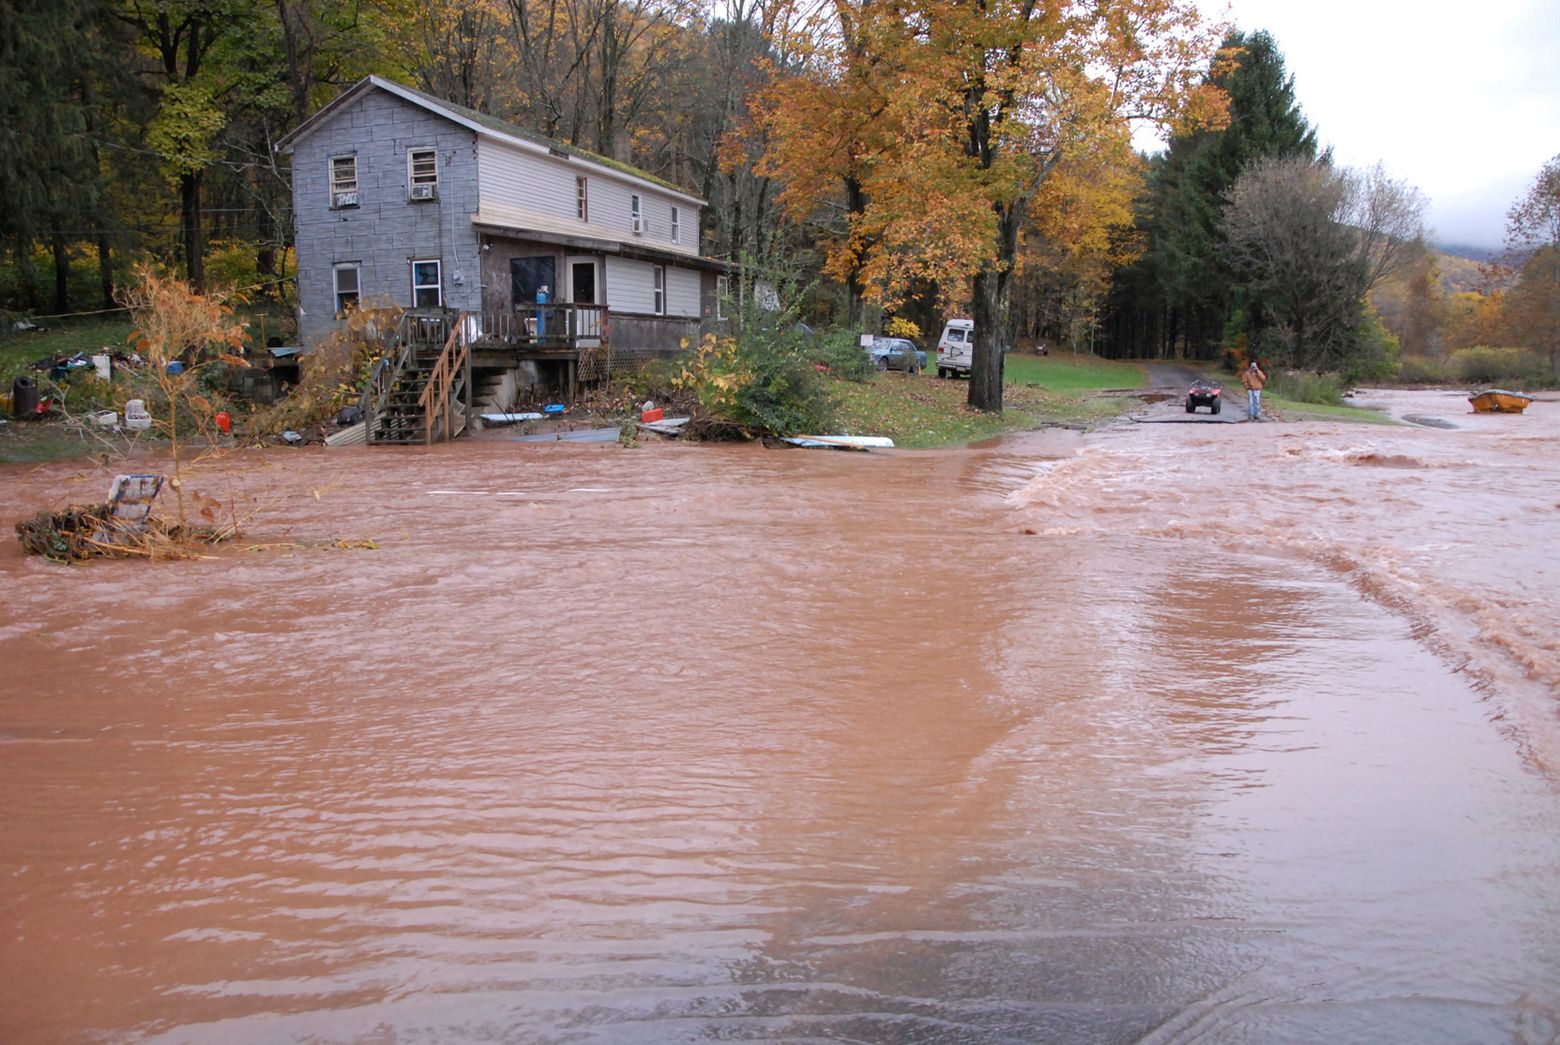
[365,310,473,445]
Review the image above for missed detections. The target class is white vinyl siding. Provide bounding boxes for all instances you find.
[605,259,700,316]
[605,257,656,313]
[477,140,581,223]
[666,266,700,317]
[476,138,698,253]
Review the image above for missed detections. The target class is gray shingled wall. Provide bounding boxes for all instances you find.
[288,90,482,347]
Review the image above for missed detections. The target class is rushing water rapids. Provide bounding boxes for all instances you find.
[2,389,1558,1042]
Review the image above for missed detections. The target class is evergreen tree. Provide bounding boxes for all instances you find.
[0,0,101,311]
[1103,30,1317,358]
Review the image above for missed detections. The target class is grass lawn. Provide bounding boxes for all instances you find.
[1261,395,1399,425]
[1,305,292,388]
[0,318,134,386]
[1004,352,1146,392]
[830,352,1146,448]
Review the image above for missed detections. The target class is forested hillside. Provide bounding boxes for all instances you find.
[2,1,1554,399]
[0,0,790,317]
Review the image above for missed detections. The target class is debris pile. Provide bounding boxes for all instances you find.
[14,474,231,563]
[15,505,230,563]
[15,504,118,562]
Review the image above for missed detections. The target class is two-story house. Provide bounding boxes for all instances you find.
[276,76,728,360]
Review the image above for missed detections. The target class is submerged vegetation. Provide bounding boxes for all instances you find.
[15,501,233,563]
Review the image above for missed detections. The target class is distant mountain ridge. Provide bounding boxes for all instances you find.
[1433,242,1501,264]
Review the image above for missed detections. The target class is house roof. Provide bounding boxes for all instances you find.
[275,75,706,208]
[473,203,733,273]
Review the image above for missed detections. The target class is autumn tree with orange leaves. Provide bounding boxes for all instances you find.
[748,0,1225,411]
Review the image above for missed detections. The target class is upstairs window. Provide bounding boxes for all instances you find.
[408,148,438,200]
[411,259,442,308]
[334,263,360,316]
[671,205,680,244]
[631,194,644,234]
[576,176,589,221]
[653,265,665,315]
[330,155,359,208]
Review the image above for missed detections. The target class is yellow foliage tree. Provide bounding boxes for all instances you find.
[1443,291,1507,354]
[748,0,1227,410]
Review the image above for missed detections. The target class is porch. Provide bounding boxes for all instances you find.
[358,304,703,447]
[472,304,701,400]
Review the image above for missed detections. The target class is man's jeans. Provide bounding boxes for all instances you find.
[1248,389,1261,419]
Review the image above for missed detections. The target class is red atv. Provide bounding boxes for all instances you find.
[1185,378,1222,414]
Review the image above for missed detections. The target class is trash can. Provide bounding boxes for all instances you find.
[11,376,38,419]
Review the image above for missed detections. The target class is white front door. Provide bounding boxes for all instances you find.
[567,256,603,345]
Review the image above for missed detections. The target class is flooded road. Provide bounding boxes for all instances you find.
[3,389,1559,1042]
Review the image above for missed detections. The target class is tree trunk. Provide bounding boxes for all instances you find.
[968,200,1023,412]
[97,235,115,310]
[51,234,70,314]
[16,239,40,311]
[969,264,1007,412]
[95,238,114,313]
[181,171,205,291]
[842,174,869,328]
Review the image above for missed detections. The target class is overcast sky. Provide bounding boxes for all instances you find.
[1138,0,1560,249]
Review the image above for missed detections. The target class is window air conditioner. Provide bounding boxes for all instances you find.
[333,190,358,208]
[410,184,435,201]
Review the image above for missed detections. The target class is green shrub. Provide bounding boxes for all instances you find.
[1344,309,1401,383]
[812,328,876,382]
[1394,355,1452,384]
[669,328,838,437]
[1450,346,1548,386]
[1267,369,1346,406]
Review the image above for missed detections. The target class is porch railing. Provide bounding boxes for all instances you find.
[479,303,610,382]
[478,303,609,346]
[417,313,472,444]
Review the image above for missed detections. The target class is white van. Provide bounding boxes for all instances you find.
[935,319,974,378]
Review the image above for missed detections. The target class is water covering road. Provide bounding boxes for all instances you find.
[2,389,1558,1042]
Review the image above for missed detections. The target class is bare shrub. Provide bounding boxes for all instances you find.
[248,299,400,435]
[117,267,247,530]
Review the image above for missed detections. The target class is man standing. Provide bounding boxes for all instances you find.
[1242,360,1267,421]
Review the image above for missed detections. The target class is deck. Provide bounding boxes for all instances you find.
[471,304,701,397]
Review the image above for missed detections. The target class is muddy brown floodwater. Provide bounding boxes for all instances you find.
[3,389,1559,1043]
